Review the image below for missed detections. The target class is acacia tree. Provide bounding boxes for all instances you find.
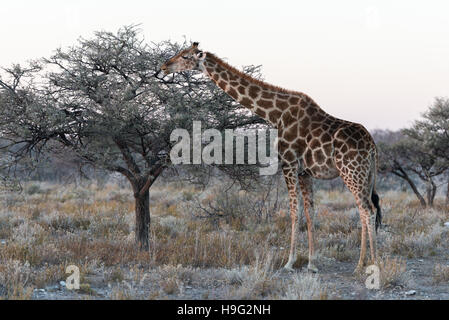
[397,139,444,206]
[378,126,446,207]
[378,137,427,207]
[0,26,265,250]
[404,97,449,205]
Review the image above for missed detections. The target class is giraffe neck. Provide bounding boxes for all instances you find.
[201,53,309,127]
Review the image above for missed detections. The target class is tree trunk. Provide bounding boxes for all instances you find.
[120,166,164,252]
[431,180,437,207]
[394,170,427,207]
[134,179,150,251]
[426,179,437,208]
[446,177,449,206]
[426,181,432,207]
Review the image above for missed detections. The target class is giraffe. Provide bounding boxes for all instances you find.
[160,43,382,273]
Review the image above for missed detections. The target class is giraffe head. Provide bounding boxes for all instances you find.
[160,42,206,75]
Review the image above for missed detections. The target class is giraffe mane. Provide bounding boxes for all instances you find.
[206,52,306,97]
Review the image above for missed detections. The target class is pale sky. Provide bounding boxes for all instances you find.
[1,0,448,130]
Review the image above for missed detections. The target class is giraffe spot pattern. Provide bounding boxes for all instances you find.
[310,138,321,150]
[239,97,253,107]
[262,91,276,99]
[283,126,298,142]
[314,149,326,165]
[257,99,274,109]
[249,86,261,99]
[256,108,267,118]
[269,110,282,124]
[289,96,300,105]
[276,100,289,110]
[227,87,238,99]
[281,111,295,127]
[218,80,227,90]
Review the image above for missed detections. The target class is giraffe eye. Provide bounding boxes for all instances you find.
[182,56,189,60]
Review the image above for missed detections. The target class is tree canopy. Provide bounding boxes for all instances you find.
[377,97,449,207]
[0,26,267,250]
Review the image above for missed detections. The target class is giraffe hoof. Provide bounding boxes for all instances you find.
[307,264,319,273]
[353,265,364,275]
[283,265,295,272]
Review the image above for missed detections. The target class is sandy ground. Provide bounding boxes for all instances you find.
[30,251,449,300]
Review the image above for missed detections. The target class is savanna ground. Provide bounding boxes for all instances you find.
[0,177,448,300]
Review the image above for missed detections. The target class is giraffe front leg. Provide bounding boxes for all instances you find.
[298,173,318,273]
[282,165,299,271]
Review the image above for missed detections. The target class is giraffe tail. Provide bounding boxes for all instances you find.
[371,190,381,232]
[370,149,382,232]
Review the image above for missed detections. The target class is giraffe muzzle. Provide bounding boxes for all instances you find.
[159,63,171,75]
[155,67,170,79]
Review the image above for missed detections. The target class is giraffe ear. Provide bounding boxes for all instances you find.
[197,51,206,61]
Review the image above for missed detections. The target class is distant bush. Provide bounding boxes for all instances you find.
[26,184,43,196]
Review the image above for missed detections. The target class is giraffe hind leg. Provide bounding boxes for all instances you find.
[354,214,367,274]
[365,197,377,265]
[337,163,377,272]
[343,189,376,273]
[354,196,377,268]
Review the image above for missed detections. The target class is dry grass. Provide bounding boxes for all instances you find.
[432,264,449,284]
[0,179,448,299]
[282,272,327,300]
[0,260,34,299]
[377,255,409,289]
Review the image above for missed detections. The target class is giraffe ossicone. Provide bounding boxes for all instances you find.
[161,43,382,273]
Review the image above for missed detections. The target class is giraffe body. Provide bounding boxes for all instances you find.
[161,43,382,273]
